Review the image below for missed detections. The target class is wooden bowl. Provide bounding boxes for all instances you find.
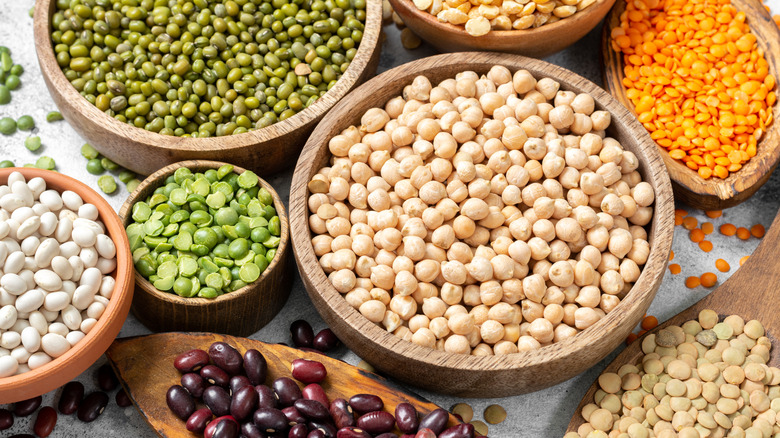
[289,52,675,397]
[602,0,780,210]
[0,168,134,403]
[389,0,615,58]
[118,160,292,337]
[32,0,382,177]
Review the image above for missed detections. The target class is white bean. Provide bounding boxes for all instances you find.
[11,345,31,364]
[1,273,27,295]
[0,305,17,330]
[54,216,73,243]
[7,172,25,186]
[61,191,83,211]
[43,291,70,312]
[19,270,35,290]
[0,331,21,350]
[31,203,50,216]
[27,352,51,370]
[10,319,30,333]
[16,363,31,375]
[10,207,34,223]
[80,318,97,334]
[80,247,98,268]
[39,190,63,211]
[27,177,46,199]
[61,280,76,296]
[29,311,47,336]
[0,221,8,240]
[34,238,59,268]
[33,269,62,292]
[21,236,40,256]
[0,289,13,307]
[95,234,116,259]
[51,256,73,280]
[73,218,102,235]
[0,355,18,377]
[0,243,6,266]
[10,181,33,206]
[24,256,37,271]
[0,347,8,357]
[40,309,58,322]
[72,227,96,247]
[4,251,25,274]
[65,331,85,346]
[59,241,79,258]
[96,258,116,275]
[0,194,26,213]
[69,256,84,282]
[41,333,70,358]
[72,285,96,310]
[77,203,98,221]
[21,326,41,353]
[16,216,40,240]
[38,212,58,237]
[86,301,105,319]
[80,268,102,294]
[47,322,68,337]
[99,276,115,299]
[15,289,45,314]
[62,305,82,331]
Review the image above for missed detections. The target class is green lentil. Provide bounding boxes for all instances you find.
[0,117,17,135]
[24,136,42,152]
[16,115,34,131]
[98,175,118,194]
[46,111,63,122]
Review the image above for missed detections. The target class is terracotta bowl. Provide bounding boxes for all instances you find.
[0,168,133,403]
[118,160,292,337]
[290,52,675,397]
[32,0,382,176]
[389,0,615,58]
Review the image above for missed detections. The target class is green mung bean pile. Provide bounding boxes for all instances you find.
[126,165,282,298]
[50,0,367,137]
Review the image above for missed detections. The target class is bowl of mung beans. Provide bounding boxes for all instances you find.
[118,160,292,337]
[33,0,382,176]
[389,0,615,58]
[0,168,134,403]
[289,52,675,397]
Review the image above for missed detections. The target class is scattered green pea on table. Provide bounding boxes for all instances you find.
[126,165,282,299]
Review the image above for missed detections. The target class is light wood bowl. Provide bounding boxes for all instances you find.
[32,0,382,176]
[389,0,615,58]
[289,52,675,397]
[118,160,292,337]
[0,168,134,403]
[602,0,780,210]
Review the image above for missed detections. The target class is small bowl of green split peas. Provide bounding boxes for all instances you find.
[118,160,293,336]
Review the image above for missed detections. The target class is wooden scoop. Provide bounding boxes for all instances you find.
[106,333,459,438]
[566,211,780,433]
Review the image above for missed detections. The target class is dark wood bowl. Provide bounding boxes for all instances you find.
[601,0,780,210]
[32,0,382,176]
[389,0,615,58]
[289,52,675,397]
[118,160,292,337]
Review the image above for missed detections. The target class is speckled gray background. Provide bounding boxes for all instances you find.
[0,0,779,436]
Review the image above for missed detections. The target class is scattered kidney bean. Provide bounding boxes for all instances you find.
[294,399,330,421]
[252,407,288,433]
[201,365,230,387]
[204,416,238,438]
[212,416,240,438]
[240,422,266,438]
[14,396,42,417]
[336,427,372,438]
[308,430,328,438]
[243,349,268,386]
[255,384,279,409]
[208,342,243,376]
[395,403,419,433]
[58,381,85,415]
[174,349,210,373]
[0,408,13,430]
[229,386,258,421]
[182,373,207,398]
[312,329,339,352]
[273,377,303,407]
[348,394,383,414]
[77,392,109,423]
[283,405,307,424]
[203,386,232,417]
[374,434,398,438]
[414,429,437,438]
[329,399,355,429]
[288,423,309,438]
[186,408,213,433]
[291,359,327,384]
[97,364,119,391]
[418,409,449,435]
[167,385,196,420]
[33,406,57,437]
[290,320,314,348]
[308,420,337,437]
[356,411,395,434]
[115,389,132,407]
[229,375,252,395]
[439,423,475,438]
[302,383,329,407]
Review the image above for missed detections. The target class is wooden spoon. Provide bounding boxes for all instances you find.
[566,210,780,434]
[106,333,460,438]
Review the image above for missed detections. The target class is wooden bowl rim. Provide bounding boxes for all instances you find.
[32,0,382,152]
[117,160,290,307]
[290,52,675,371]
[0,168,134,399]
[600,0,780,203]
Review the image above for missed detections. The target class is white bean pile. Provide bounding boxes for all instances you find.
[308,66,655,356]
[0,172,117,377]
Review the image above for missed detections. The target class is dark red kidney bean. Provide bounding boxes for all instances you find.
[33,406,57,437]
[293,399,329,421]
[288,423,308,438]
[348,394,383,414]
[174,349,210,373]
[439,423,475,438]
[395,403,419,434]
[312,329,339,352]
[273,377,302,407]
[77,392,109,423]
[204,416,238,438]
[242,422,266,438]
[290,359,327,384]
[229,385,258,421]
[336,427,371,438]
[58,381,84,415]
[282,406,306,425]
[229,375,252,395]
[356,411,395,434]
[181,372,207,398]
[290,320,314,348]
[186,408,213,433]
[256,384,279,409]
[329,399,355,429]
[96,364,119,391]
[308,421,337,438]
[0,408,13,430]
[375,434,399,438]
[213,416,240,438]
[14,396,42,417]
[253,407,288,433]
[115,389,132,407]
[419,409,448,435]
[400,435,415,438]
[243,349,268,386]
[414,430,436,438]
[302,383,329,408]
[201,365,230,387]
[307,431,327,438]
[167,385,196,420]
[208,342,243,376]
[203,386,231,417]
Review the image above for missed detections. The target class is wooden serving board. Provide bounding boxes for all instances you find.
[106,333,460,438]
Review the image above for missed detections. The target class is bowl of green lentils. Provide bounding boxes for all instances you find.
[33,0,382,176]
[118,160,293,336]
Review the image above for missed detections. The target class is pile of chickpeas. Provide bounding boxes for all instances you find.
[307,65,655,356]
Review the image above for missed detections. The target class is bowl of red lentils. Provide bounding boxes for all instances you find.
[289,52,675,397]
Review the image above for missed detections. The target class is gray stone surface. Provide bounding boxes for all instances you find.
[0,0,779,435]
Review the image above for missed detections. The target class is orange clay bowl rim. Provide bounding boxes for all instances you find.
[391,0,615,40]
[117,160,289,307]
[601,0,780,205]
[0,168,133,401]
[32,0,382,153]
[290,52,675,372]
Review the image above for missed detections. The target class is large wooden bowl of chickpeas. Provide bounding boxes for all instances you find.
[289,52,674,397]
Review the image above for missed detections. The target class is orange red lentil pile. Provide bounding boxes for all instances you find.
[611,0,777,180]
